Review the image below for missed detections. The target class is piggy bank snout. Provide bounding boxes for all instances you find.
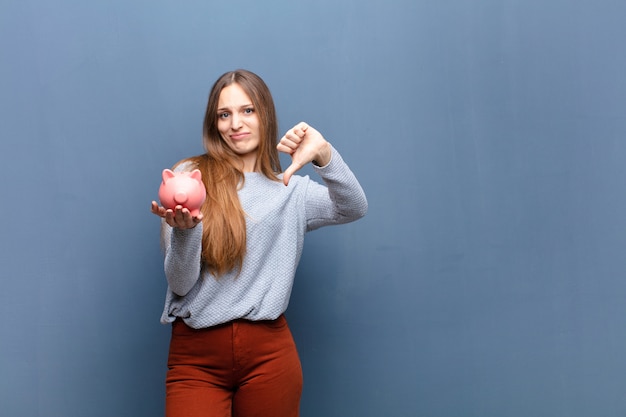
[174,191,189,204]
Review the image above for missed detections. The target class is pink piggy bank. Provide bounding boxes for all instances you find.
[158,169,207,217]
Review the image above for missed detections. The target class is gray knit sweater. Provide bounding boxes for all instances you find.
[159,146,367,329]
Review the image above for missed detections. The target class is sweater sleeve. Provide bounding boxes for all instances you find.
[305,145,368,231]
[161,221,203,296]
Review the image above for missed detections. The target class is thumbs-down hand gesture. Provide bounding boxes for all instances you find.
[277,122,332,186]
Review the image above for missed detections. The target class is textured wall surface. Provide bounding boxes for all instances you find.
[1,1,625,416]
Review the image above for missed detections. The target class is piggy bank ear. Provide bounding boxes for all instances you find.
[189,169,202,182]
[162,169,175,182]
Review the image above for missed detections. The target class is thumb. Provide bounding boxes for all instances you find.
[282,161,303,186]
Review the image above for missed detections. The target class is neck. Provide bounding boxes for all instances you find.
[241,153,258,173]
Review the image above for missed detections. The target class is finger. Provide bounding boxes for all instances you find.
[175,206,193,224]
[164,209,176,226]
[284,130,303,144]
[277,132,301,153]
[152,208,167,219]
[279,135,299,150]
[282,161,304,186]
[282,169,292,186]
[296,122,309,134]
[173,205,184,222]
[152,202,168,214]
[277,142,294,154]
[293,124,308,138]
[178,207,198,228]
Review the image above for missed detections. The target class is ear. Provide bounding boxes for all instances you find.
[189,169,203,182]
[162,169,175,182]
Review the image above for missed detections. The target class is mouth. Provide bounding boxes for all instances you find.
[230,132,250,140]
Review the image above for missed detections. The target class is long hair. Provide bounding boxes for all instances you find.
[180,69,282,277]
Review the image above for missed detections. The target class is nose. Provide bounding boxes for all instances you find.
[230,113,243,130]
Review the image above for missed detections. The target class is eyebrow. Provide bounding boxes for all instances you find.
[217,104,254,112]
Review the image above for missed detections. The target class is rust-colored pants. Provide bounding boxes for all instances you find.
[165,315,303,417]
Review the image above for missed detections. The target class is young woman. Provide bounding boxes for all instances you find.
[151,69,367,417]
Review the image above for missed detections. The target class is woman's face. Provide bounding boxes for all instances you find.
[217,83,261,172]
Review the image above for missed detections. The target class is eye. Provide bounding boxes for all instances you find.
[218,112,230,119]
[243,107,254,114]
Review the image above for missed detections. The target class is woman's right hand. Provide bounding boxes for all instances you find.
[151,201,202,229]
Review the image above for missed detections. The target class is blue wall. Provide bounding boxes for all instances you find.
[2,1,626,416]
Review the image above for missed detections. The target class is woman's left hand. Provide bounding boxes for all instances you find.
[277,122,332,186]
